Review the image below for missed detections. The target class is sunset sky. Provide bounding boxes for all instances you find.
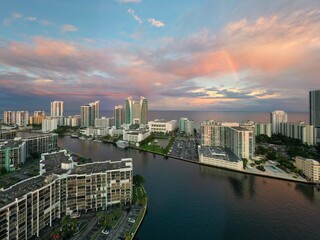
[1,0,319,112]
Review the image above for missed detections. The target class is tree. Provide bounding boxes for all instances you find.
[133,175,145,186]
[242,158,248,169]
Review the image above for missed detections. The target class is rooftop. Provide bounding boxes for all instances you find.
[200,146,241,162]
[0,140,24,150]
[71,159,132,175]
[41,151,73,175]
[0,175,48,208]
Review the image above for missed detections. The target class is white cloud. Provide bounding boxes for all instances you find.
[148,18,165,27]
[128,8,143,24]
[25,16,37,21]
[3,12,23,25]
[61,24,78,32]
[117,0,141,3]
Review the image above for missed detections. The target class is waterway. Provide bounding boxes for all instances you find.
[58,136,320,240]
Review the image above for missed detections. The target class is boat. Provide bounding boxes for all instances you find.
[70,134,79,138]
[116,140,129,149]
[79,137,86,140]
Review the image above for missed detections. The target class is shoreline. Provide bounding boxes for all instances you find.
[128,145,312,185]
[129,186,148,240]
[70,137,313,185]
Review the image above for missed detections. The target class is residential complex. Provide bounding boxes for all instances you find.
[279,122,315,145]
[125,97,148,125]
[3,111,16,125]
[80,101,100,127]
[200,121,254,159]
[95,117,114,128]
[0,150,133,240]
[29,111,45,125]
[42,117,58,132]
[51,101,64,117]
[0,130,17,140]
[295,156,320,182]
[3,111,29,126]
[179,118,194,135]
[255,123,272,137]
[65,115,81,127]
[148,119,178,133]
[0,140,26,171]
[114,105,125,129]
[198,146,243,171]
[270,110,288,134]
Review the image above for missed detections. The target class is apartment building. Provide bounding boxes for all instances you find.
[0,150,133,240]
[295,156,320,182]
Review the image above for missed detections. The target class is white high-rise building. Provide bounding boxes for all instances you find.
[200,121,254,159]
[270,110,288,134]
[3,111,16,125]
[16,111,29,126]
[255,123,272,137]
[80,105,91,127]
[42,117,58,132]
[51,101,64,117]
[279,122,315,145]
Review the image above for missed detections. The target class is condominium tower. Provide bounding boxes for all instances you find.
[125,97,148,125]
[270,110,288,134]
[50,101,64,117]
[80,101,100,127]
[114,105,125,128]
[310,90,320,127]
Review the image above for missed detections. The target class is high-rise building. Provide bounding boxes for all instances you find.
[310,90,320,127]
[125,96,148,125]
[89,100,100,125]
[140,96,148,124]
[270,110,288,134]
[200,121,254,159]
[50,101,64,117]
[42,117,58,132]
[30,111,45,125]
[3,111,16,125]
[179,117,194,135]
[255,123,272,137]
[16,111,29,126]
[279,122,315,145]
[114,105,125,128]
[80,101,100,127]
[80,105,91,127]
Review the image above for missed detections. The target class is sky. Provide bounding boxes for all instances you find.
[0,0,319,112]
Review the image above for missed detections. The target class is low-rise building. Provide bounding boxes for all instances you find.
[65,115,81,127]
[0,150,133,239]
[83,127,109,137]
[95,117,114,128]
[148,119,178,133]
[295,156,320,182]
[123,128,150,143]
[198,146,243,171]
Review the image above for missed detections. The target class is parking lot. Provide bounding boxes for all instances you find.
[96,205,143,240]
[169,139,199,161]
